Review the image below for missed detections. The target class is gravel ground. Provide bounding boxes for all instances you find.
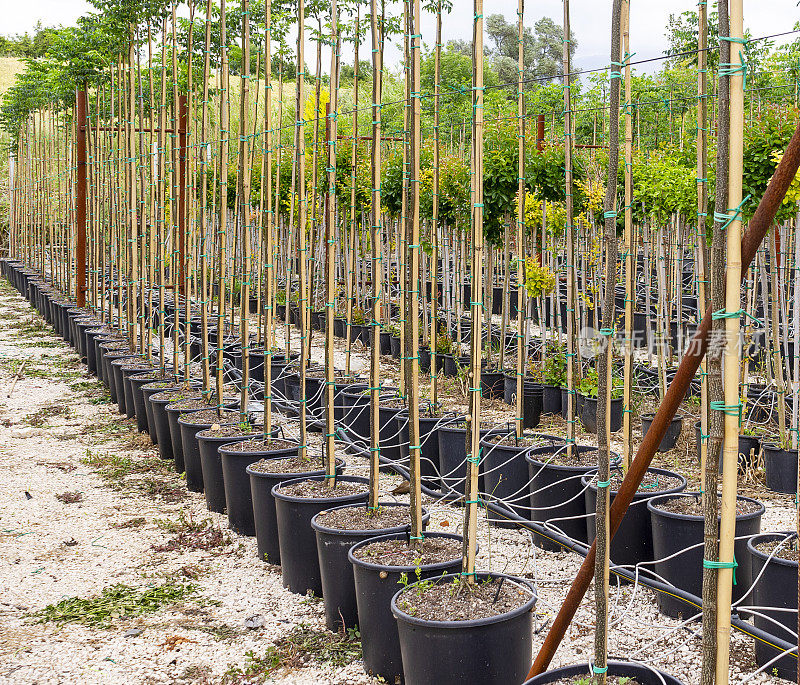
[0,277,793,684]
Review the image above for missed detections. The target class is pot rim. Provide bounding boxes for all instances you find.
[348,531,465,572]
[271,474,369,503]
[746,531,798,568]
[221,440,301,459]
[521,659,684,684]
[311,501,428,536]
[581,466,687,497]
[246,455,343,479]
[526,444,619,472]
[390,571,536,629]
[647,491,765,522]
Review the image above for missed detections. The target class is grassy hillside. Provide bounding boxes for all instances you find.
[0,56,24,97]
[0,57,24,248]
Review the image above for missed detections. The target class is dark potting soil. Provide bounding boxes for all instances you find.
[225,439,298,453]
[136,373,171,382]
[104,341,134,351]
[197,424,262,438]
[551,678,643,684]
[533,448,600,468]
[652,495,761,517]
[143,380,178,390]
[486,434,556,449]
[396,576,532,622]
[168,398,214,411]
[276,480,367,499]
[380,398,407,409]
[314,505,410,530]
[351,536,462,565]
[248,456,321,474]
[604,471,683,493]
[151,389,203,403]
[120,362,154,372]
[179,409,242,425]
[755,538,799,562]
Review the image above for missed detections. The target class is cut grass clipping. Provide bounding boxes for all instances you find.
[224,624,361,683]
[30,582,196,628]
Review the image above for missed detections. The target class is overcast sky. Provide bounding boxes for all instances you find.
[5,1,799,75]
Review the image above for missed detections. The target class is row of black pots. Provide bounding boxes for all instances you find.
[0,261,690,685]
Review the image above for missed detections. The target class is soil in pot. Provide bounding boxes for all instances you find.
[312,502,427,631]
[192,420,262,509]
[648,492,764,618]
[641,413,683,452]
[746,533,798,681]
[178,408,244,493]
[391,572,537,685]
[521,661,685,685]
[273,475,369,596]
[583,467,686,572]
[248,455,345,564]
[480,432,564,523]
[220,438,300,536]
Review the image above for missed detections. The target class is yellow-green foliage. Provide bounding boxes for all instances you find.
[524,258,556,298]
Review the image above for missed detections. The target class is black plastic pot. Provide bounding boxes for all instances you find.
[391,572,537,685]
[272,475,369,596]
[583,467,686,570]
[145,385,185,452]
[390,334,402,359]
[523,383,543,429]
[197,428,265,512]
[397,414,463,489]
[178,411,243,493]
[378,404,406,461]
[311,502,429,631]
[120,363,156,420]
[349,532,463,684]
[128,373,168,434]
[579,394,623,433]
[522,660,685,684]
[763,443,798,494]
[747,532,798,681]
[503,373,517,405]
[642,413,683,452]
[648,492,763,618]
[541,384,561,415]
[379,330,392,355]
[165,400,206,473]
[480,433,564,523]
[102,352,136,400]
[526,444,601,551]
[220,440,300,536]
[248,456,344,564]
[693,420,761,472]
[438,424,512,497]
[481,370,504,400]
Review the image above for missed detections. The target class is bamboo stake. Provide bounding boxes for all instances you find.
[621,0,633,472]
[216,0,230,409]
[263,0,274,437]
[462,0,484,582]
[514,0,524,440]
[239,0,252,420]
[715,0,745,680]
[563,0,575,457]
[324,2,340,483]
[296,0,309,459]
[368,0,384,510]
[430,1,442,408]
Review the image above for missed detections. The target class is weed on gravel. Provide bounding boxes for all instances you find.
[152,513,230,552]
[81,451,184,503]
[222,624,362,683]
[29,582,197,628]
[24,403,71,427]
[55,490,84,504]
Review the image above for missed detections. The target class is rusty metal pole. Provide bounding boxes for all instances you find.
[529,117,800,679]
[177,94,187,295]
[536,113,545,152]
[75,88,87,307]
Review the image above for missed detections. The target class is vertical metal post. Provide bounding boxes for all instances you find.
[75,88,88,307]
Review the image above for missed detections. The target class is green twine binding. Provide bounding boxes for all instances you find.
[703,556,738,585]
[592,665,609,674]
